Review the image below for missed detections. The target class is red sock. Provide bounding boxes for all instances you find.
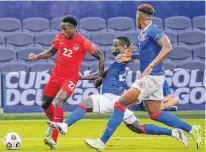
[44,104,55,121]
[52,107,64,143]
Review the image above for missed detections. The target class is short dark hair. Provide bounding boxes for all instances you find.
[116,36,131,47]
[62,15,78,26]
[138,4,155,16]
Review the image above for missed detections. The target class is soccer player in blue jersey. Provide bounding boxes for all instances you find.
[47,36,187,149]
[84,4,202,151]
[161,80,178,111]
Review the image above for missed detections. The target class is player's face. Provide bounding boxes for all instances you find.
[61,22,76,39]
[111,39,124,56]
[136,12,141,29]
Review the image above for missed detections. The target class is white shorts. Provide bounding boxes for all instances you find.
[132,75,165,101]
[90,93,138,124]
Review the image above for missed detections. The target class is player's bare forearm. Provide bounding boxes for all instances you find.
[91,50,105,78]
[150,35,173,67]
[80,68,108,80]
[36,47,58,59]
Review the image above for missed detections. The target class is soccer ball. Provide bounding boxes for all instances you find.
[3,132,22,150]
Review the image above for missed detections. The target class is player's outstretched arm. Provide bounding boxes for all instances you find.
[28,47,58,61]
[80,68,108,80]
[90,50,105,87]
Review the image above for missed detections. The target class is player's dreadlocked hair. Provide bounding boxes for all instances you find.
[62,15,78,27]
[137,4,155,16]
[116,36,131,47]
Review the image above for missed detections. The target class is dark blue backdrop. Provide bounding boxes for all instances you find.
[0,1,204,20]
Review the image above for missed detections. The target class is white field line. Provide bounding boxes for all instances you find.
[0,137,205,141]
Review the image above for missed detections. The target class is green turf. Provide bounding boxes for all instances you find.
[0,119,205,152]
[0,111,205,120]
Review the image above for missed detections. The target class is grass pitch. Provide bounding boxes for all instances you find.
[0,117,205,152]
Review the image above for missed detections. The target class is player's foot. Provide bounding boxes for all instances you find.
[84,139,105,152]
[172,128,188,148]
[47,120,68,135]
[190,125,202,149]
[45,127,52,137]
[44,138,57,150]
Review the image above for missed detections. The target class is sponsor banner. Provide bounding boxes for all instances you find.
[1,69,205,113]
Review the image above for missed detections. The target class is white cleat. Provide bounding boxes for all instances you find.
[84,139,105,152]
[172,128,189,148]
[47,120,68,135]
[190,125,202,149]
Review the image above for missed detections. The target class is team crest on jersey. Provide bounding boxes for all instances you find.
[138,81,145,89]
[91,43,96,50]
[73,44,79,51]
[139,33,148,40]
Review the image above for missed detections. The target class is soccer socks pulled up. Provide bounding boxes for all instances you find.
[52,107,64,143]
[150,111,192,133]
[100,102,125,144]
[65,105,86,127]
[44,104,55,121]
[143,124,172,136]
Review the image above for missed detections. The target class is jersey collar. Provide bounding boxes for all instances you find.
[140,23,152,34]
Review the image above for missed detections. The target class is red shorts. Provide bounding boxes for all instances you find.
[43,74,78,97]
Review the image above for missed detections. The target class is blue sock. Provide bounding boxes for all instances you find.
[143,124,172,136]
[164,106,178,111]
[151,111,192,132]
[100,102,125,144]
[65,105,86,127]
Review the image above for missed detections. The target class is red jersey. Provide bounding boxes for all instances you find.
[52,32,97,78]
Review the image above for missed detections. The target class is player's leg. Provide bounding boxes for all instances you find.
[50,89,68,141]
[63,97,94,133]
[48,79,78,143]
[123,109,188,147]
[42,77,60,122]
[55,94,113,135]
[145,100,202,148]
[42,77,61,149]
[84,87,141,151]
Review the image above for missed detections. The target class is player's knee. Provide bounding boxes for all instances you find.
[80,98,93,112]
[53,96,66,108]
[41,95,54,109]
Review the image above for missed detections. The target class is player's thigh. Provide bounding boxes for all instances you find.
[61,78,78,98]
[118,87,141,108]
[43,75,61,98]
[144,100,162,115]
[91,94,113,113]
[80,96,94,112]
[123,109,138,125]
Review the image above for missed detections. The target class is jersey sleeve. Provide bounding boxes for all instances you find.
[52,33,60,49]
[148,27,164,42]
[163,80,172,96]
[84,39,97,54]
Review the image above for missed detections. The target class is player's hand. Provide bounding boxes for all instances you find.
[94,77,103,88]
[28,53,38,61]
[115,52,132,63]
[124,44,136,53]
[138,64,153,80]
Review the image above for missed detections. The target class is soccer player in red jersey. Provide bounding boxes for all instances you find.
[29,15,104,149]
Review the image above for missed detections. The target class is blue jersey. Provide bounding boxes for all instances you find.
[102,61,129,96]
[163,80,172,96]
[137,24,164,75]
